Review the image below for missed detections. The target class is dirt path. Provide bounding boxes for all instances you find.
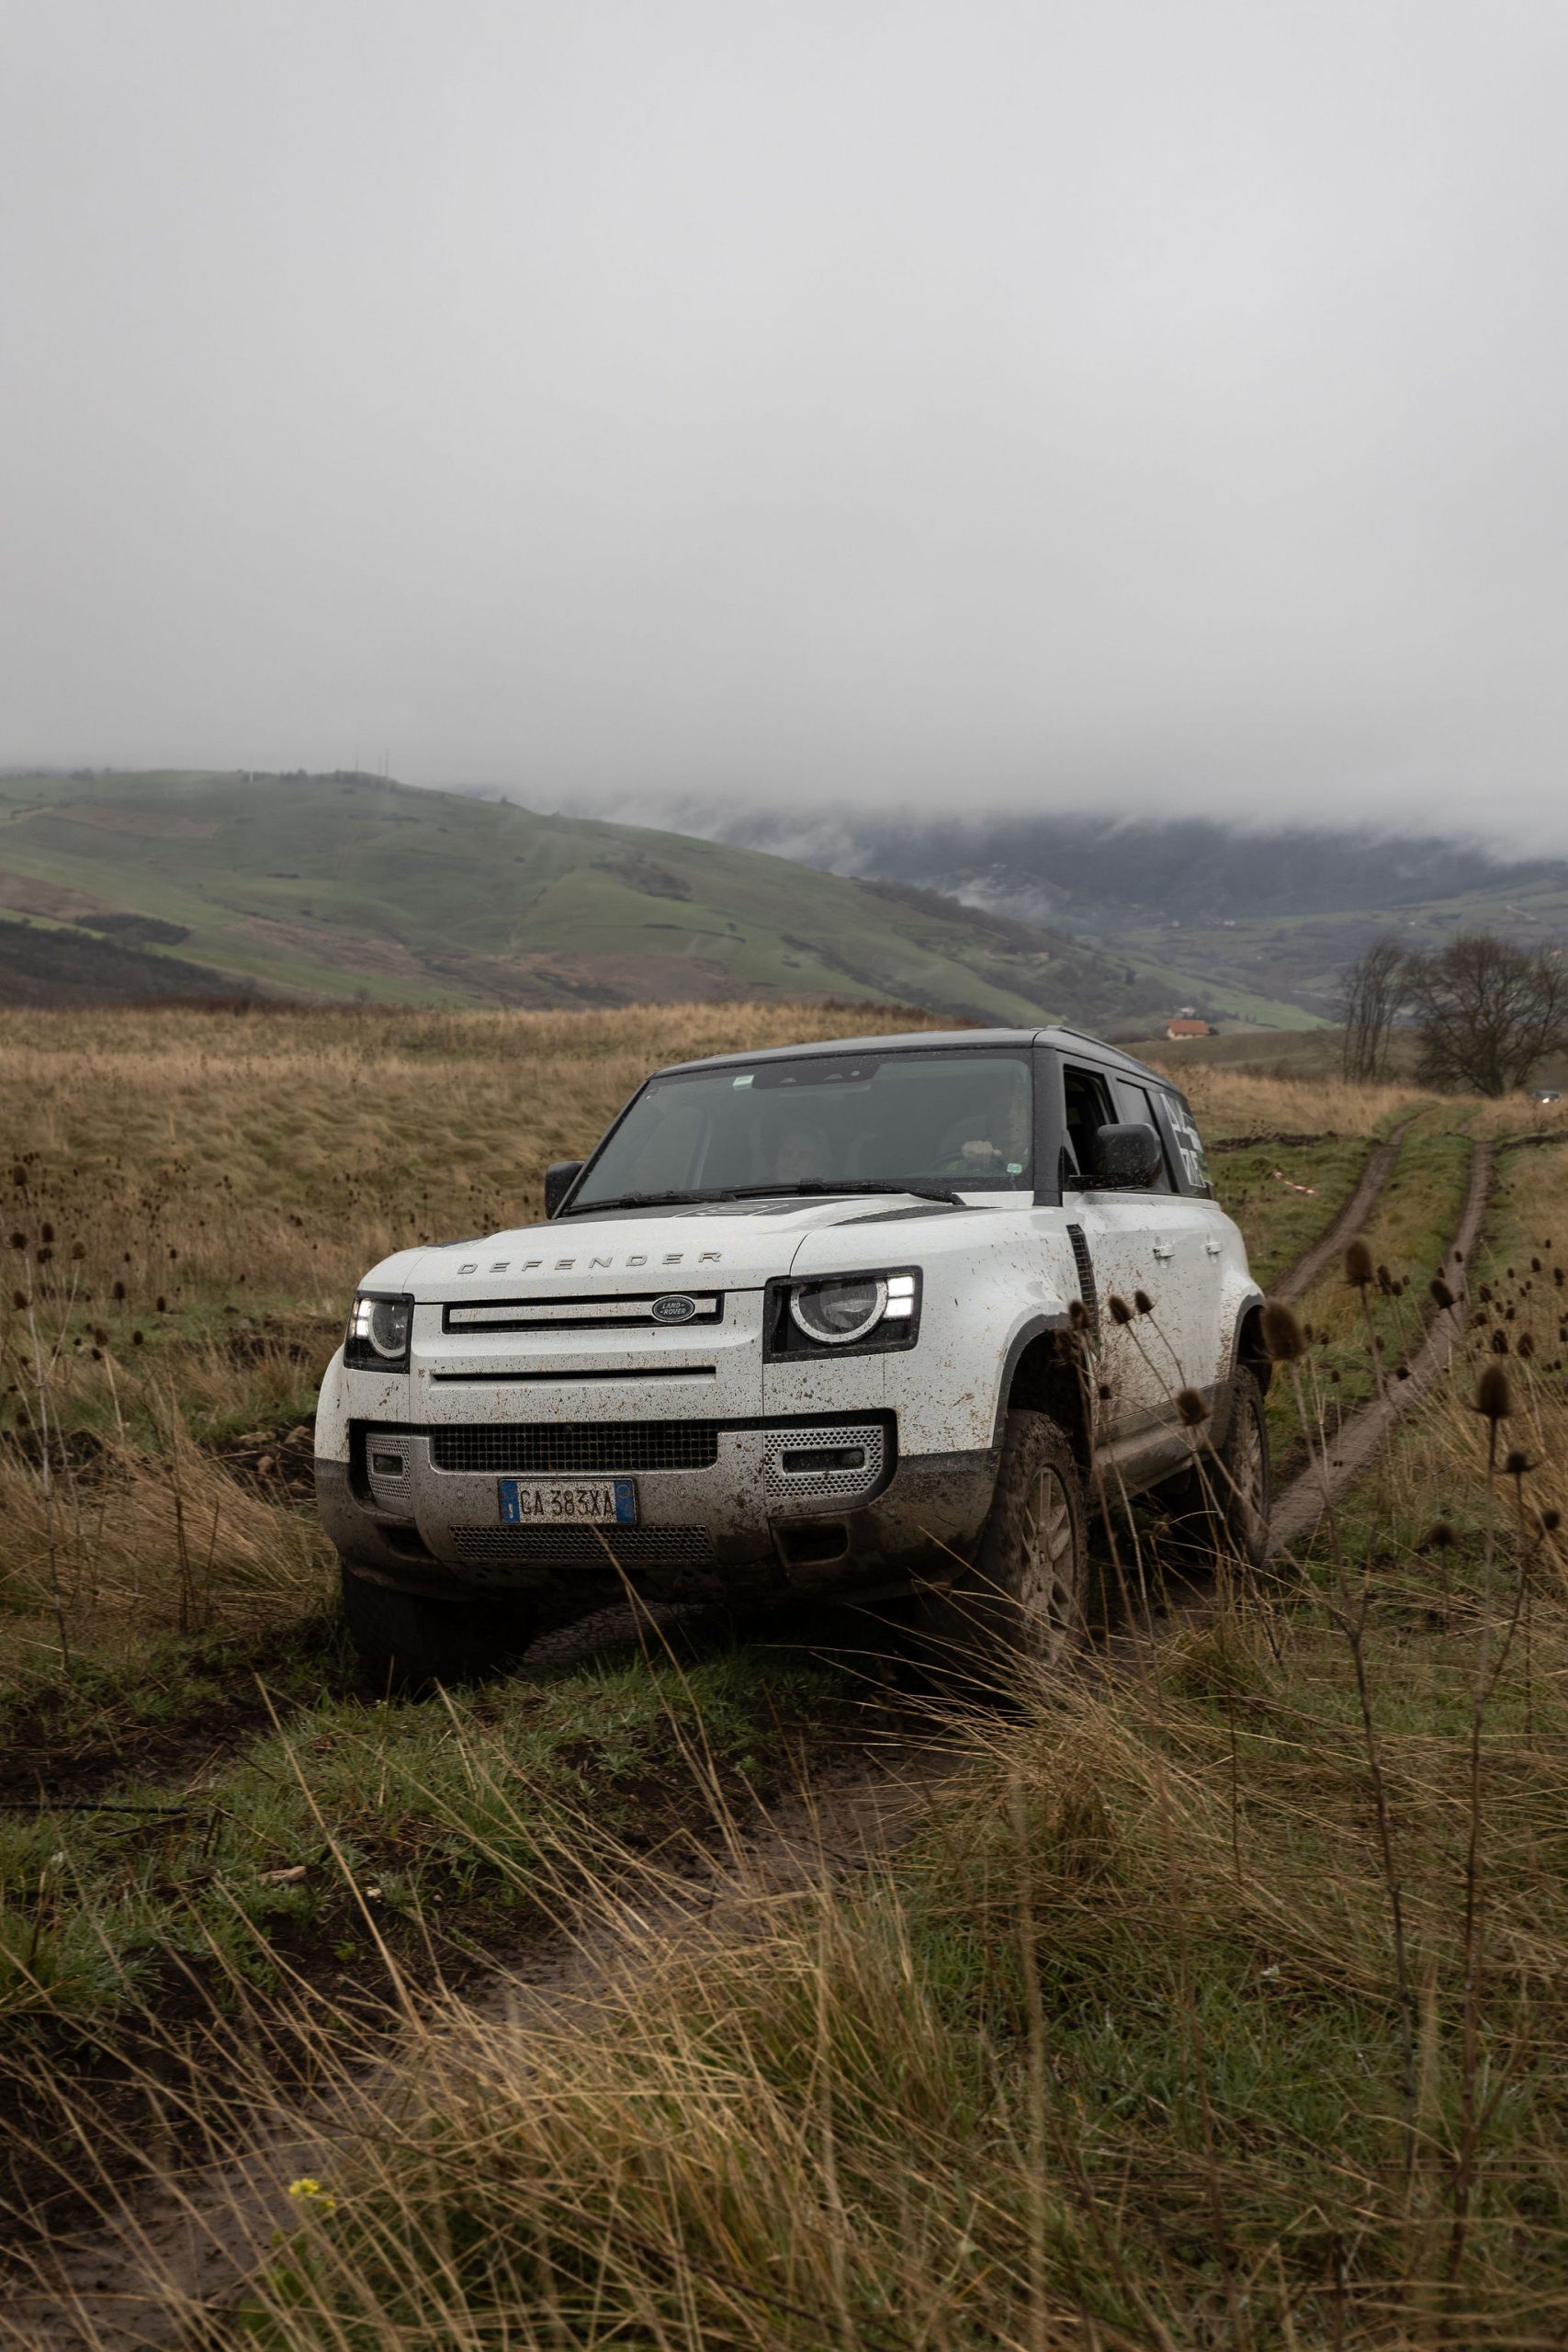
[1271,1116,1412,1304]
[2,1755,950,2350]
[1269,1136,1490,1555]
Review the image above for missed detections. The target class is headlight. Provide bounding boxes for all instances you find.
[777,1270,919,1353]
[345,1292,413,1372]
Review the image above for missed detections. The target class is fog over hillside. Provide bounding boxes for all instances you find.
[475,791,1568,1019]
[468,793,1568,931]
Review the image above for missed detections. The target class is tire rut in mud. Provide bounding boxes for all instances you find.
[1267,1137,1490,1555]
[2,1747,947,2351]
[1270,1116,1412,1305]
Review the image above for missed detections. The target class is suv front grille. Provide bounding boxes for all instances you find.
[426,1421,719,1475]
[450,1525,716,1569]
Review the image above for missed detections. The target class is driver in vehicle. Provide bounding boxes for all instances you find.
[773,1114,834,1182]
[929,1081,1031,1182]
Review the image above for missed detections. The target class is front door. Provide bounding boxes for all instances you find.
[1057,1060,1195,1486]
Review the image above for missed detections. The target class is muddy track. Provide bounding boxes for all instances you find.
[3,1754,949,2350]
[1270,1116,1412,1305]
[1268,1136,1491,1555]
[6,1137,1498,2349]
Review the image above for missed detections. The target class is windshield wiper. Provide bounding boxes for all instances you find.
[561,1180,964,1217]
[722,1181,964,1205]
[558,1188,738,1217]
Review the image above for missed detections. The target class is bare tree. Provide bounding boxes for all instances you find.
[1338,936,1405,1082]
[1404,933,1568,1096]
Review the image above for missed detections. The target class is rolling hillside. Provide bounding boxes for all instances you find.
[0,770,1269,1026]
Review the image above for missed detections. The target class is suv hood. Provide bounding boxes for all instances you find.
[359,1194,975,1300]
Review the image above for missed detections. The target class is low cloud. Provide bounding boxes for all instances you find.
[6,2,1568,851]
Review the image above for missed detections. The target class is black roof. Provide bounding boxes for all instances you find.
[657,1024,1172,1091]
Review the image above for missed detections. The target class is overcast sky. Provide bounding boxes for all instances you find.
[5,1,1568,846]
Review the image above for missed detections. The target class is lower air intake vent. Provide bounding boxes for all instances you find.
[428,1422,718,1474]
[450,1525,716,1569]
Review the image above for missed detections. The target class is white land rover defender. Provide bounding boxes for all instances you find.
[314,1028,1272,1689]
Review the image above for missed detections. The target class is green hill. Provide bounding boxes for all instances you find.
[0,769,1304,1026]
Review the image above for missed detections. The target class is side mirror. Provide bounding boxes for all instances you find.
[544,1159,583,1218]
[1089,1122,1164,1191]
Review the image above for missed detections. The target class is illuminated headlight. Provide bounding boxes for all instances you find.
[782,1270,919,1351]
[345,1292,413,1372]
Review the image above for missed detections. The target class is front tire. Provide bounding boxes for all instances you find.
[340,1562,536,1696]
[916,1409,1089,1688]
[1162,1368,1271,1569]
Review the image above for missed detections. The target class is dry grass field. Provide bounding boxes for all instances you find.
[1,1001,1565,2347]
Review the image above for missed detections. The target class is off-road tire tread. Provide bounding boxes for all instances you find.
[916,1408,1089,1684]
[340,1562,535,1695]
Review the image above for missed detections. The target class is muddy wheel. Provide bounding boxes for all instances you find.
[340,1562,536,1696]
[1164,1368,1271,1569]
[916,1409,1088,1688]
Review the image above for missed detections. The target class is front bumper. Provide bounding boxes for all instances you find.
[315,1416,998,1611]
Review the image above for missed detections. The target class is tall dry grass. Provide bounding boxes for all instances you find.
[0,1001,927,1675]
[28,1419,1568,2348]
[1,1030,1564,2346]
[1158,1062,1431,1145]
[0,1001,945,1310]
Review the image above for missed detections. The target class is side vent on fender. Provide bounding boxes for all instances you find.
[1066,1224,1099,1341]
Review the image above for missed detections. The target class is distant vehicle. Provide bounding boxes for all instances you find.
[316,1027,1271,1690]
[1530,1087,1562,1103]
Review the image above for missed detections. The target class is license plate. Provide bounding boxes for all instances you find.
[498,1476,637,1527]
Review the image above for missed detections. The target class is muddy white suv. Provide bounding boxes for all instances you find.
[315,1027,1271,1688]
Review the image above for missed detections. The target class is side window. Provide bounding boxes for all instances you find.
[1163,1093,1212,1193]
[1111,1078,1177,1193]
[1060,1063,1117,1183]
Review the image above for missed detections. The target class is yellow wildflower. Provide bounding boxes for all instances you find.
[287,2177,337,2213]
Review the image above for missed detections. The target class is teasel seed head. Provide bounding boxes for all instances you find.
[1262,1301,1305,1362]
[1474,1364,1512,1422]
[1176,1386,1210,1426]
[1429,1276,1455,1310]
[1346,1238,1374,1289]
[1109,1294,1133,1325]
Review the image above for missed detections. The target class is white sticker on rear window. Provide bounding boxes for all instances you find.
[1167,1099,1209,1189]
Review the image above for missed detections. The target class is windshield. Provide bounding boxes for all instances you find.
[569,1049,1034,1211]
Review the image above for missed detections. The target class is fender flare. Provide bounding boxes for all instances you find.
[1213,1289,1269,1444]
[990,1309,1076,1449]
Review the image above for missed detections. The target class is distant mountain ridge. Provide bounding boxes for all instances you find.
[547,801,1568,1019]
